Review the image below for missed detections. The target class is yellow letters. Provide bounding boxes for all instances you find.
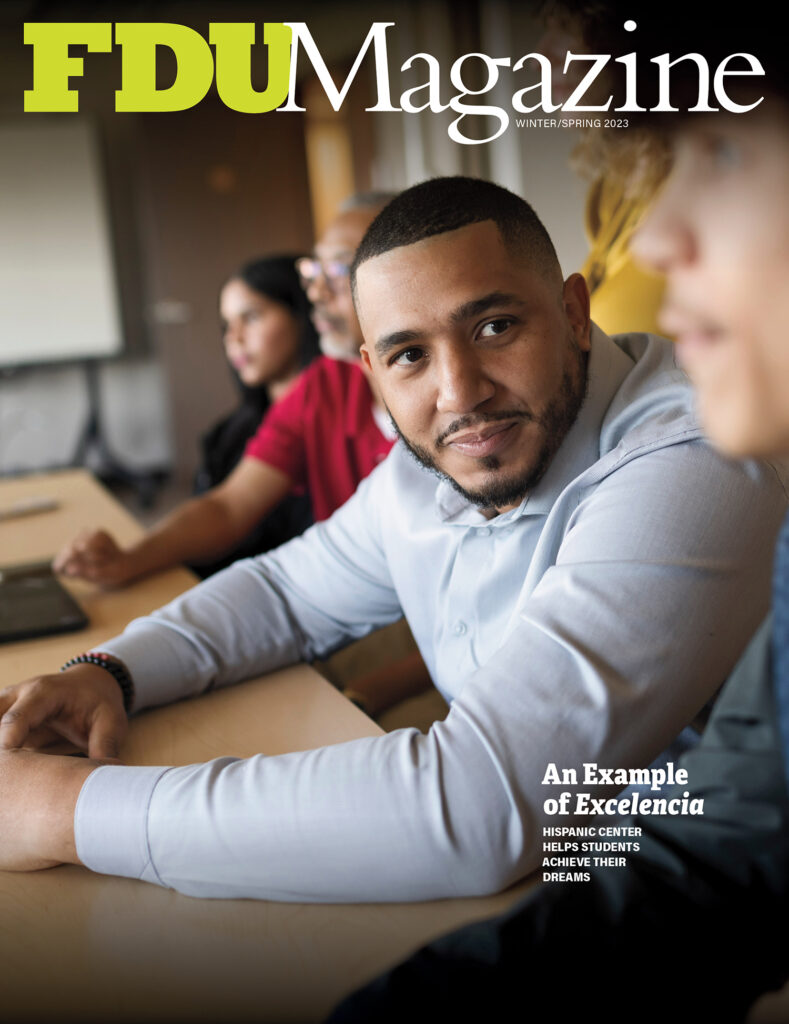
[115,24,214,112]
[23,22,293,114]
[24,23,112,112]
[210,23,292,113]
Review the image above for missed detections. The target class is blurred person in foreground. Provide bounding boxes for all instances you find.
[328,14,789,1024]
[54,195,396,588]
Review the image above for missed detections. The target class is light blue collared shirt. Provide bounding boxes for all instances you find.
[77,328,787,901]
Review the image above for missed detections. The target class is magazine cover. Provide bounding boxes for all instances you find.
[1,3,787,1022]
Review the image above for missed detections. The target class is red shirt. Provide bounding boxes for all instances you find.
[244,356,394,521]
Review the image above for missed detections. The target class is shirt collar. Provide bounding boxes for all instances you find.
[434,324,635,525]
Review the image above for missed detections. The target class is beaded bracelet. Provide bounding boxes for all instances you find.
[60,652,135,713]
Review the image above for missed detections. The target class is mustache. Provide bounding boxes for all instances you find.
[436,410,532,448]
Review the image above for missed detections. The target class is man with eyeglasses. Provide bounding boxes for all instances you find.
[297,194,388,365]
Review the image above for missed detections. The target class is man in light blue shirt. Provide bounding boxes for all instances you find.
[0,177,785,902]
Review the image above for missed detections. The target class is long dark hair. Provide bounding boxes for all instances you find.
[197,255,319,497]
[226,254,320,417]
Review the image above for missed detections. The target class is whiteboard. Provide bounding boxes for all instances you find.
[0,118,123,367]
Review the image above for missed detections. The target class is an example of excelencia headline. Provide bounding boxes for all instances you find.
[22,20,765,144]
[541,762,705,816]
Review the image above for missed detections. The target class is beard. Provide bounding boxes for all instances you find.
[390,340,589,511]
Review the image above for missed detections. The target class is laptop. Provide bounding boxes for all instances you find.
[0,560,88,644]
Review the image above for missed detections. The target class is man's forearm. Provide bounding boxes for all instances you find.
[0,750,96,871]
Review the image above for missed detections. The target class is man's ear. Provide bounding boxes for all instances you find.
[359,344,372,372]
[563,273,592,352]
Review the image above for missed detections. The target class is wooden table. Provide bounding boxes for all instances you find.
[0,470,529,1023]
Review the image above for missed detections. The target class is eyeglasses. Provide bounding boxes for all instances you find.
[296,257,351,290]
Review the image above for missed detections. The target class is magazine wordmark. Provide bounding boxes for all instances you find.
[24,20,764,144]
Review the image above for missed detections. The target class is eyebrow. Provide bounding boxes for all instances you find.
[449,291,523,325]
[375,328,424,357]
[373,291,524,358]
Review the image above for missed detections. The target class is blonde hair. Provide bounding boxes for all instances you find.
[571,127,672,202]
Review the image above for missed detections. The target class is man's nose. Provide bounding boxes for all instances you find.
[435,344,496,415]
[631,184,696,275]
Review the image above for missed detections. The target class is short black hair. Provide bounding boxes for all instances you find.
[350,177,561,299]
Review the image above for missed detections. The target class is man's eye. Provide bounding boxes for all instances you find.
[479,318,512,339]
[392,347,424,366]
